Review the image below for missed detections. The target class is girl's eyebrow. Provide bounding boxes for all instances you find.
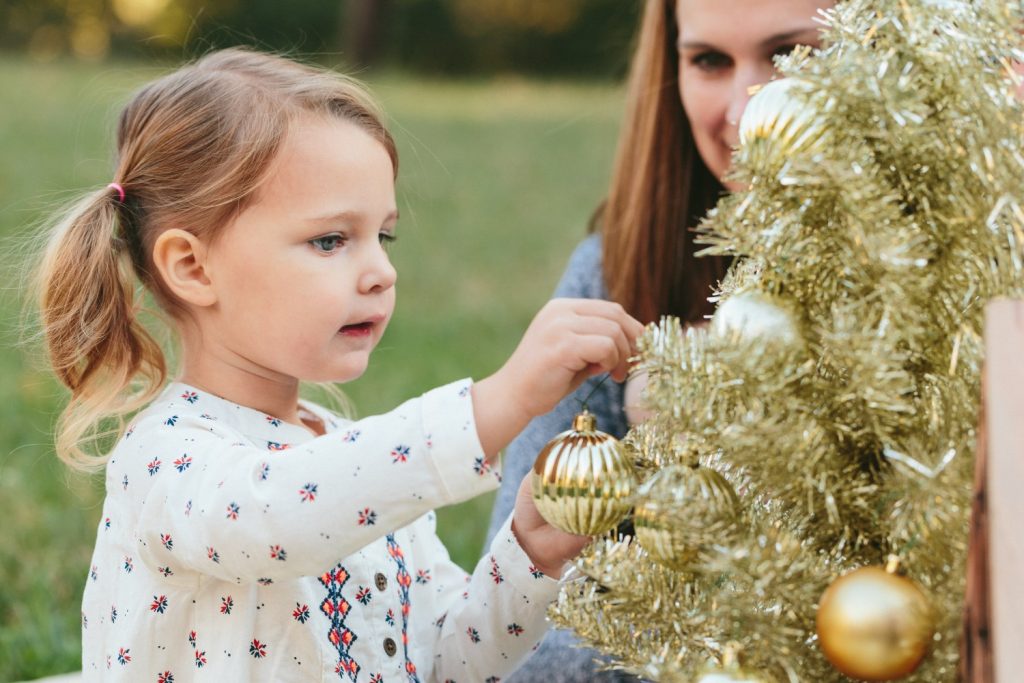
[307,209,400,224]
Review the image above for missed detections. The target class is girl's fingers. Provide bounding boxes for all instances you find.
[567,334,626,383]
[559,299,645,341]
[565,316,633,377]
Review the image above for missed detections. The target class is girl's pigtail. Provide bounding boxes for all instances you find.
[37,188,165,469]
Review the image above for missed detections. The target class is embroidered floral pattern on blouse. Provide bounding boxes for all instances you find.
[358,508,377,526]
[299,482,318,502]
[387,534,421,683]
[249,638,267,658]
[150,595,168,613]
[318,565,358,681]
[391,444,411,464]
[293,602,310,624]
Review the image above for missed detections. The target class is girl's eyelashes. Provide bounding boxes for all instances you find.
[309,233,346,254]
[307,228,396,254]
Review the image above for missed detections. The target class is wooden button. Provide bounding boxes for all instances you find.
[383,637,397,657]
[374,572,388,591]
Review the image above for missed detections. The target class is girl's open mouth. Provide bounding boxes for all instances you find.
[340,322,374,336]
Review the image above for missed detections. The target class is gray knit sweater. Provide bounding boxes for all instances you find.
[486,234,641,683]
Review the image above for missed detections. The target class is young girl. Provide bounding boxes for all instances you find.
[36,48,642,681]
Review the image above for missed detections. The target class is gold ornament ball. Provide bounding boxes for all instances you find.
[816,566,934,681]
[531,411,635,536]
[633,464,739,570]
[738,77,827,157]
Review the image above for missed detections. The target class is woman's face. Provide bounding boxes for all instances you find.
[676,0,833,191]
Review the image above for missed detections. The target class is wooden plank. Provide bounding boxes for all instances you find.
[983,299,1024,682]
[962,368,992,682]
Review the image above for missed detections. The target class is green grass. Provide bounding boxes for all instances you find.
[0,56,622,681]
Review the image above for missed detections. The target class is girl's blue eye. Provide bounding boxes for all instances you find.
[310,234,345,253]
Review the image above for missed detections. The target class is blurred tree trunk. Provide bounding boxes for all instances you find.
[344,0,390,68]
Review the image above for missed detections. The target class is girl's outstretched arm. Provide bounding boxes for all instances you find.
[122,299,639,583]
[125,380,494,582]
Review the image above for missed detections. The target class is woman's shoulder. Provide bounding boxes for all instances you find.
[553,233,609,300]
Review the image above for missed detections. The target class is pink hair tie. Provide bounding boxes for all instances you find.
[107,182,126,203]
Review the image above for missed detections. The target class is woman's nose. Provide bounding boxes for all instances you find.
[726,63,775,130]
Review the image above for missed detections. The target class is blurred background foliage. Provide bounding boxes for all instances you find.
[0,2,637,680]
[1,0,641,77]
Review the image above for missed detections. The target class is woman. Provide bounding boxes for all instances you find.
[489,0,833,680]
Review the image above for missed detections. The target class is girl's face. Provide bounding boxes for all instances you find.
[204,116,397,385]
[676,0,833,191]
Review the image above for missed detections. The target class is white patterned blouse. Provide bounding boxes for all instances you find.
[81,379,559,682]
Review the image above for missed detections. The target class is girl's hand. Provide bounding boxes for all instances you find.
[510,473,590,578]
[472,298,644,458]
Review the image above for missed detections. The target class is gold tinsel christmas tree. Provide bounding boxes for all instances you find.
[545,0,1024,680]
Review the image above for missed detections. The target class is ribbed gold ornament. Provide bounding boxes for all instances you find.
[531,411,635,536]
[816,558,934,681]
[634,463,740,570]
[739,78,827,157]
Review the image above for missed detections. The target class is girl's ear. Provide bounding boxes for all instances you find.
[152,229,217,307]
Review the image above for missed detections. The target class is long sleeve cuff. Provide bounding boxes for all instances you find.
[423,379,502,505]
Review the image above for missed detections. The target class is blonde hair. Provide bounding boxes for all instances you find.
[35,48,397,470]
[596,0,730,325]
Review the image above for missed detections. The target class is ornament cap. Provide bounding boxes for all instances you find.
[885,554,901,574]
[572,411,597,432]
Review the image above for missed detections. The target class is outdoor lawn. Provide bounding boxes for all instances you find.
[0,56,623,680]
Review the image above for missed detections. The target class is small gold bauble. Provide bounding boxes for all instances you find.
[633,464,739,570]
[531,411,635,536]
[816,563,934,681]
[738,77,827,158]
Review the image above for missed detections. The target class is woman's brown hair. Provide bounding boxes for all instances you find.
[598,0,730,325]
[35,48,396,469]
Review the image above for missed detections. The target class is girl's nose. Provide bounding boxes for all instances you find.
[358,245,397,294]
